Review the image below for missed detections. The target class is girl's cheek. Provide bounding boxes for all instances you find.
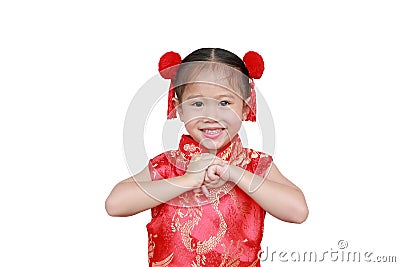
[181,110,201,122]
[220,109,243,124]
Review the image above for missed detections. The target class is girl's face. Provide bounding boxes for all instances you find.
[174,83,249,153]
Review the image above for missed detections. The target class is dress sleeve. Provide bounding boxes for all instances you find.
[148,152,173,181]
[249,150,273,178]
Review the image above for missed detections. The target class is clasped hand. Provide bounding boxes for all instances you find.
[185,153,230,196]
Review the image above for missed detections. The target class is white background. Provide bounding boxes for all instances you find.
[1,0,399,266]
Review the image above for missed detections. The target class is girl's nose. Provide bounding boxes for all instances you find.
[202,102,219,121]
[201,115,218,123]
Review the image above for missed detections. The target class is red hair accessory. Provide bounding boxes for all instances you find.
[243,51,265,122]
[243,51,264,79]
[158,52,182,119]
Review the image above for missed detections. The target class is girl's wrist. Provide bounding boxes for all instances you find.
[181,173,202,189]
[228,165,244,184]
[224,164,233,182]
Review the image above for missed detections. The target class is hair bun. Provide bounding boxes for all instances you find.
[243,51,264,79]
[158,51,182,79]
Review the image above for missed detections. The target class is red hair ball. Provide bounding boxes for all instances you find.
[243,51,264,79]
[158,51,182,79]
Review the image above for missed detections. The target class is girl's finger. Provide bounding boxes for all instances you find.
[193,188,201,193]
[216,165,226,175]
[206,165,220,181]
[204,171,212,183]
[216,165,230,180]
[201,185,209,197]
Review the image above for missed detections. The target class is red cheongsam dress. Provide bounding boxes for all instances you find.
[146,134,273,266]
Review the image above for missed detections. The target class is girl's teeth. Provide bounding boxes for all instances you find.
[204,129,222,134]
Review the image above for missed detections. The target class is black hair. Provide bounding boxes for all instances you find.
[173,48,250,101]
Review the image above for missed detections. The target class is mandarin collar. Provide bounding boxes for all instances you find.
[178,134,242,160]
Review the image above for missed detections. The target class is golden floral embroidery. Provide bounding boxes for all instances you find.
[250,150,260,159]
[230,150,250,168]
[191,254,207,266]
[148,233,156,259]
[168,150,190,169]
[219,146,232,161]
[152,252,174,267]
[183,143,201,156]
[171,200,228,255]
[227,189,252,216]
[219,239,246,267]
[248,258,260,267]
[170,184,239,256]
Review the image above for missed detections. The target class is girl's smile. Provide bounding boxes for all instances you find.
[201,127,225,139]
[174,83,249,153]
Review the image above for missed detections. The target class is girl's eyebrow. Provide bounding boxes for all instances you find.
[185,94,203,100]
[216,94,236,98]
[185,93,236,100]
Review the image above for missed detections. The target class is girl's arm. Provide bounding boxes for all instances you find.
[105,153,222,217]
[229,163,309,224]
[105,166,197,217]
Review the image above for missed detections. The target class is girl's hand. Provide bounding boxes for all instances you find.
[185,153,224,189]
[203,163,230,189]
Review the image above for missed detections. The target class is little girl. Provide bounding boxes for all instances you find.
[105,48,308,266]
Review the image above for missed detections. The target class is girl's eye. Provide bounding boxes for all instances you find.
[219,100,231,107]
[192,101,203,107]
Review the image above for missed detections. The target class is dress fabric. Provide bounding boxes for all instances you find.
[146,134,273,267]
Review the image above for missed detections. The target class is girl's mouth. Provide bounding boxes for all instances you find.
[201,128,225,139]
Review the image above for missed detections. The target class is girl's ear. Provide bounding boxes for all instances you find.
[172,97,184,122]
[242,97,251,120]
